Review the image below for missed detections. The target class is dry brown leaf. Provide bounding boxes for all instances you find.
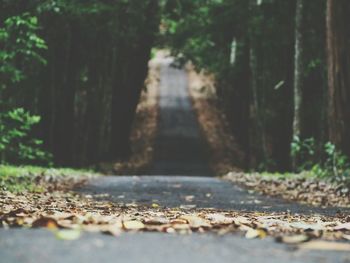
[170,219,188,225]
[1,189,350,243]
[32,217,59,229]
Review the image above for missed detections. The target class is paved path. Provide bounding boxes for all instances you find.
[1,229,349,263]
[79,175,348,216]
[151,57,211,176]
[1,58,349,263]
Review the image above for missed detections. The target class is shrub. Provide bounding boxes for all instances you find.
[0,108,52,165]
[291,136,350,185]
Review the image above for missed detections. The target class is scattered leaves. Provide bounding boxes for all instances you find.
[1,189,350,250]
[224,172,350,208]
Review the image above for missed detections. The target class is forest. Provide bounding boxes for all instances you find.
[2,1,350,258]
[1,0,350,179]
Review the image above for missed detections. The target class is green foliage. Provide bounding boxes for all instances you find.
[0,165,99,192]
[291,137,350,184]
[0,12,51,165]
[0,0,161,166]
[0,108,52,165]
[162,0,332,173]
[312,143,350,183]
[291,136,316,171]
[0,13,47,87]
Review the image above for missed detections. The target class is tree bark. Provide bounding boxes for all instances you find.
[109,0,159,160]
[326,0,350,156]
[292,0,305,169]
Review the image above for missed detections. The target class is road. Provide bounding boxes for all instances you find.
[1,58,349,263]
[150,56,212,176]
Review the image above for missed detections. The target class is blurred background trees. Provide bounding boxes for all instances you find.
[0,0,160,166]
[161,0,350,175]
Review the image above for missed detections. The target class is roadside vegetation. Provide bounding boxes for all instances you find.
[1,1,349,202]
[0,0,161,190]
[0,165,98,193]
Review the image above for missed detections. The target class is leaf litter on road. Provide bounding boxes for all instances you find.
[224,172,350,208]
[1,190,350,251]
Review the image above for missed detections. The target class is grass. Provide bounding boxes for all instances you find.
[257,171,317,180]
[0,165,99,193]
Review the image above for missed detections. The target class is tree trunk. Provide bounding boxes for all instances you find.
[326,0,350,156]
[292,0,305,169]
[110,0,159,160]
[249,45,268,167]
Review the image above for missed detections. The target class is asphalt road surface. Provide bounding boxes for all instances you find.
[151,56,212,176]
[1,58,349,263]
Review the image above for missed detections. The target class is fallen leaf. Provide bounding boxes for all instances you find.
[180,215,211,228]
[206,213,234,225]
[151,203,159,208]
[144,217,169,225]
[298,241,350,251]
[123,220,145,230]
[334,222,350,231]
[171,224,191,230]
[170,218,188,224]
[32,217,59,229]
[234,216,251,225]
[342,234,350,241]
[245,228,267,239]
[276,234,310,244]
[55,229,81,241]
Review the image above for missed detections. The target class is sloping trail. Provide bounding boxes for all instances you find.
[78,57,348,216]
[150,57,211,176]
[1,57,349,263]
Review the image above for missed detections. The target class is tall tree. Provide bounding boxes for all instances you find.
[292,0,305,169]
[110,0,160,160]
[326,0,350,157]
